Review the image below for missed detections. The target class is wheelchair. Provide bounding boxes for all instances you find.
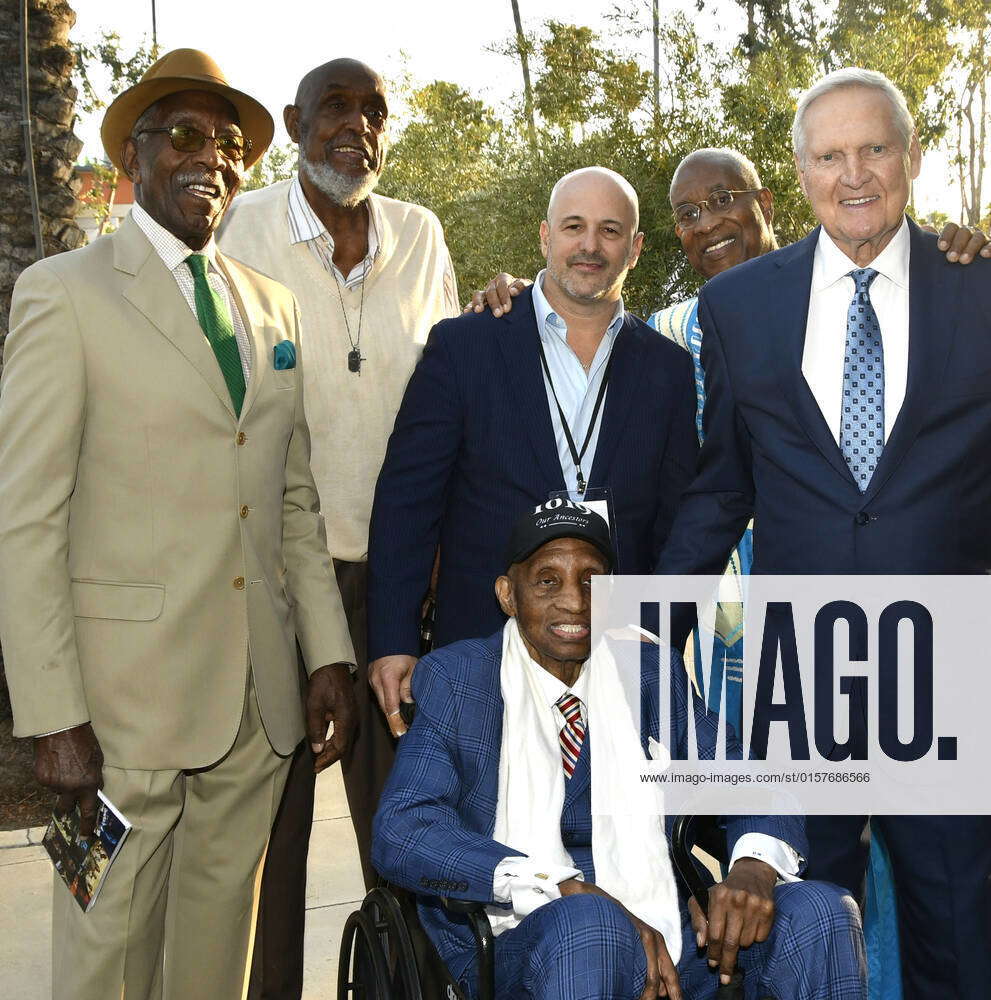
[337,815,752,1000]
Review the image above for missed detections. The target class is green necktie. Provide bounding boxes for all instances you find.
[186,254,246,415]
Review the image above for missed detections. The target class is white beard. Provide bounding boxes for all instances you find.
[300,153,381,208]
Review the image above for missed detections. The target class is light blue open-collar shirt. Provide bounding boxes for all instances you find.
[530,270,625,496]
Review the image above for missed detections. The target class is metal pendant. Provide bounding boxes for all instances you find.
[347,348,364,374]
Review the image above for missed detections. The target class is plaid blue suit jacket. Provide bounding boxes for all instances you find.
[372,631,807,976]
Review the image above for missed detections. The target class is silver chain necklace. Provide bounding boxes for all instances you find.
[333,262,366,374]
[328,208,377,375]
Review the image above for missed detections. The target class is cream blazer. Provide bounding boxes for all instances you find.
[0,214,354,769]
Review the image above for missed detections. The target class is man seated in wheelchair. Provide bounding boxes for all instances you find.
[373,503,866,1000]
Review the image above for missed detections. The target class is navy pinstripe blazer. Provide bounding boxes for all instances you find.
[372,631,807,975]
[366,287,699,662]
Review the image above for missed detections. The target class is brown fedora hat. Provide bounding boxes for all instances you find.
[101,48,273,171]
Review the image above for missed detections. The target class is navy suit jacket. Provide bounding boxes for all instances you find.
[659,220,991,592]
[372,631,806,977]
[368,287,699,661]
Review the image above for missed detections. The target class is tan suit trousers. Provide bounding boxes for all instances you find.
[52,673,291,1000]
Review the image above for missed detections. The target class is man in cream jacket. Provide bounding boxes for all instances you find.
[0,50,354,1000]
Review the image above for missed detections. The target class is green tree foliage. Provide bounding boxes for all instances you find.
[377,4,971,316]
[943,0,990,226]
[378,81,510,301]
[73,32,158,235]
[73,30,158,117]
[242,143,296,192]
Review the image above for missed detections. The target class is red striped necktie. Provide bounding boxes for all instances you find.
[556,693,585,779]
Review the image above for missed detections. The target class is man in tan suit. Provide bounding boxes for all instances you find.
[0,49,355,1000]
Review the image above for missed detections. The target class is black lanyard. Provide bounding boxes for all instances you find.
[537,339,614,495]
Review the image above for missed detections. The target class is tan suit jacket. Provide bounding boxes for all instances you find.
[0,214,355,768]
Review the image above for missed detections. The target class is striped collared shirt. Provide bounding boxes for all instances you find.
[131,203,252,381]
[286,173,381,288]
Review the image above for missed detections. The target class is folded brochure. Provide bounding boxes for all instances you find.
[43,790,131,912]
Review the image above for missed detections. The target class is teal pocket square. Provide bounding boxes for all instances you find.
[273,340,296,370]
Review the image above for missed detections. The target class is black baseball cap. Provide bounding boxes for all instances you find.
[504,500,615,571]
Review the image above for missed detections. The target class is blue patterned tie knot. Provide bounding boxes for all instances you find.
[840,267,884,492]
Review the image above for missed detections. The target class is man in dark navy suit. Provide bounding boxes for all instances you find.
[367,167,698,738]
[657,67,991,997]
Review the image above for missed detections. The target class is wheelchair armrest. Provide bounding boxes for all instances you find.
[671,814,729,917]
[440,897,495,1000]
[441,897,489,915]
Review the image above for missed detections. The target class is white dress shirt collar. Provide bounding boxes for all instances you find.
[813,216,910,293]
[529,653,590,723]
[286,173,382,261]
[131,202,219,272]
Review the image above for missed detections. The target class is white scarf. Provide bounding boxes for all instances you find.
[487,619,682,962]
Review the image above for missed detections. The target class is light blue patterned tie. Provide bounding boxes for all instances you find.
[840,268,884,491]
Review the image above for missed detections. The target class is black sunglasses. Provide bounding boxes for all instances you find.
[135,124,251,162]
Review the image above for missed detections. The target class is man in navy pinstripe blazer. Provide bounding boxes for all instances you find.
[367,168,699,741]
[373,508,866,1000]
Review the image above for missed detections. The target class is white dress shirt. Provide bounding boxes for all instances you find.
[531,271,624,495]
[802,218,910,442]
[286,174,381,288]
[492,665,801,919]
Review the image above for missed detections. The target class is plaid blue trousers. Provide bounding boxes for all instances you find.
[460,881,866,1000]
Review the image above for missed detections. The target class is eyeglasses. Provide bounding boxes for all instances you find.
[672,189,761,229]
[135,124,251,162]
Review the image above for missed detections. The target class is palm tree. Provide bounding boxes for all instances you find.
[0,0,84,719]
[509,0,539,154]
[0,0,85,346]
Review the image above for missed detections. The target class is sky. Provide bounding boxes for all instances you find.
[68,0,970,220]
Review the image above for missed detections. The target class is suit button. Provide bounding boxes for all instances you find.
[240,505,249,519]
[855,511,870,526]
[233,576,245,590]
[236,432,246,446]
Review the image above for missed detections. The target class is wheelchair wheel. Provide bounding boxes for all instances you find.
[337,909,391,1000]
[360,887,423,1000]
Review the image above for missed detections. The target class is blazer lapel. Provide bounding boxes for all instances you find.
[770,228,858,488]
[115,216,236,419]
[495,289,567,490]
[863,219,960,501]
[587,315,645,487]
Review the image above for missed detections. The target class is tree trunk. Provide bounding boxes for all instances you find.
[652,0,660,131]
[0,0,84,720]
[0,0,85,343]
[510,0,539,154]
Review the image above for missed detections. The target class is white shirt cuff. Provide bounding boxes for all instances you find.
[492,857,582,918]
[729,833,803,883]
[36,726,77,738]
